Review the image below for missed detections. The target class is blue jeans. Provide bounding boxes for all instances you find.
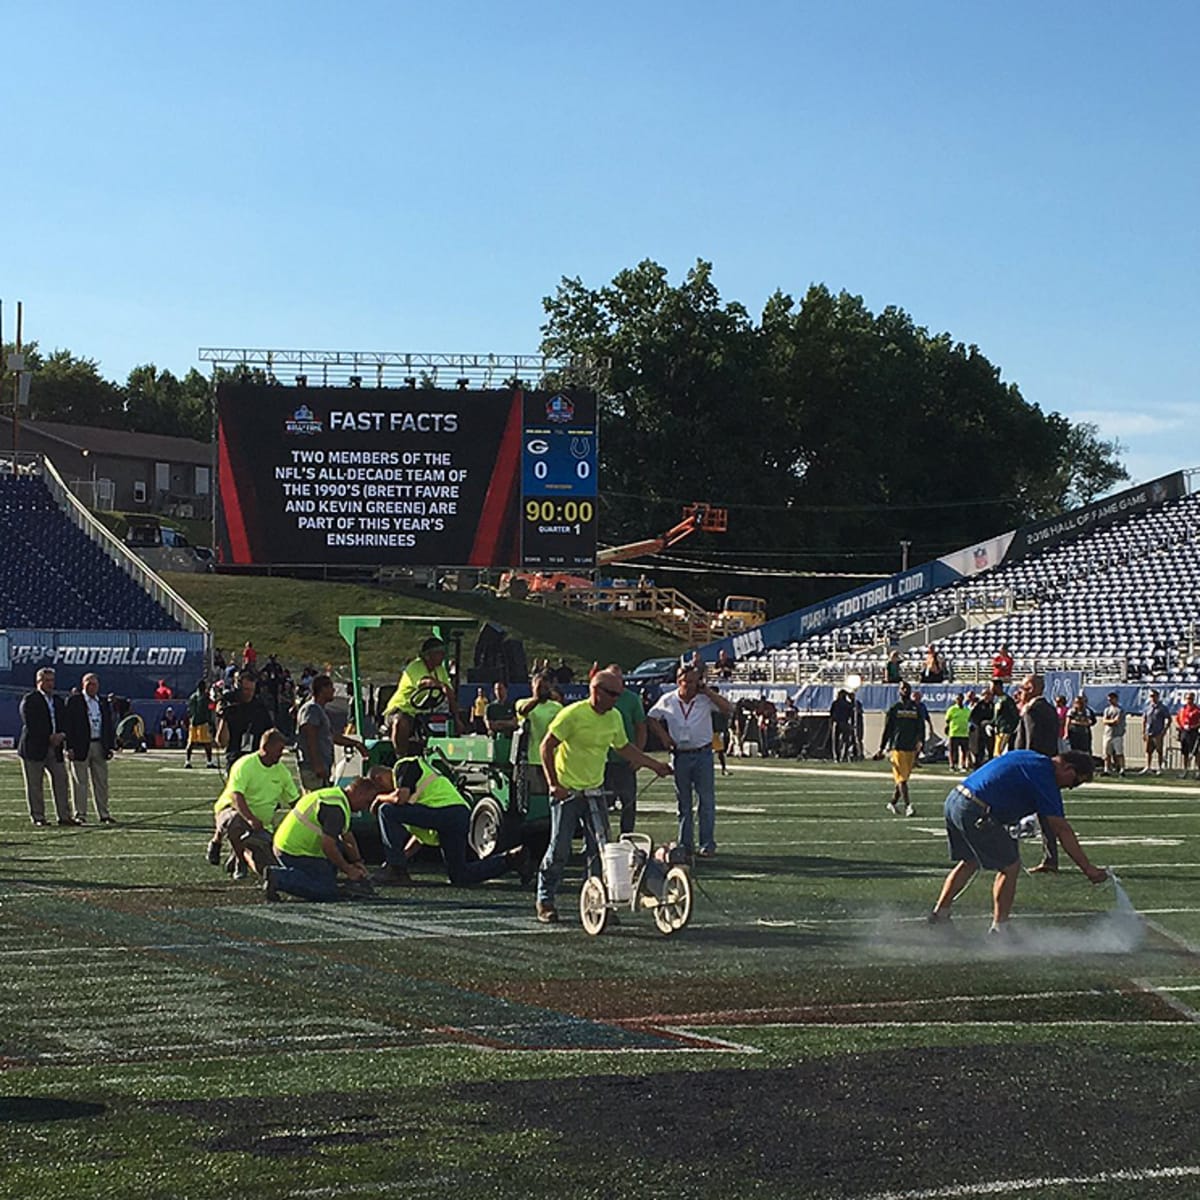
[273,852,339,901]
[673,748,716,852]
[378,803,512,886]
[536,790,609,906]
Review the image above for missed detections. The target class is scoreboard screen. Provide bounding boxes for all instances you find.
[520,390,598,569]
[216,383,597,569]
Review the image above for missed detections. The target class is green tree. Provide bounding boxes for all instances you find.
[1,342,124,427]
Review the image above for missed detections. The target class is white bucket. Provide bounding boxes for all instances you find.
[602,842,633,902]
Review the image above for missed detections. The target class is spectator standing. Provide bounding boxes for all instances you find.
[1054,694,1070,752]
[297,674,368,791]
[64,672,116,824]
[991,645,1014,681]
[470,688,488,734]
[1066,694,1096,755]
[185,679,217,769]
[911,689,935,744]
[968,690,994,768]
[18,668,74,826]
[553,659,574,686]
[944,692,971,772]
[920,646,946,683]
[715,649,735,680]
[484,682,518,736]
[216,671,274,771]
[1101,692,1127,777]
[885,651,903,684]
[1141,689,1171,775]
[830,689,855,763]
[603,667,647,835]
[1013,674,1062,874]
[154,680,173,701]
[648,666,734,857]
[1176,692,1200,779]
[241,641,257,670]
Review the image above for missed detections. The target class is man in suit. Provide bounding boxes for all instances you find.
[65,672,117,824]
[18,667,74,826]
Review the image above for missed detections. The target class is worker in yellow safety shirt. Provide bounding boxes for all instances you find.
[382,638,461,757]
[264,776,384,902]
[370,756,532,888]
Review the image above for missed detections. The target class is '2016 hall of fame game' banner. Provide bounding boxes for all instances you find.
[216,382,598,568]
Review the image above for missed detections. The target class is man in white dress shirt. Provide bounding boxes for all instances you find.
[65,673,117,824]
[647,664,733,859]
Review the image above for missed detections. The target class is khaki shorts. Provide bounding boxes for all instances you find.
[890,750,916,784]
[188,724,213,746]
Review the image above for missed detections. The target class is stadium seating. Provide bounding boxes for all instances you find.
[0,476,180,631]
[733,490,1200,686]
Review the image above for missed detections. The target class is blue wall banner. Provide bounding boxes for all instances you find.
[0,630,208,701]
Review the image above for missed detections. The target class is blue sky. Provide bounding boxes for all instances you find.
[9,1,1198,487]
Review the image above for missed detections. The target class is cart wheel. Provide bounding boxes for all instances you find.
[579,876,610,936]
[653,866,693,935]
[468,796,504,858]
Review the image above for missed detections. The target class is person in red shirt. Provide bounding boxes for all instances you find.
[1177,692,1200,779]
[154,680,172,700]
[991,645,1014,681]
[242,641,257,669]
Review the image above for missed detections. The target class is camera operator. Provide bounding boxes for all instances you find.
[215,670,275,771]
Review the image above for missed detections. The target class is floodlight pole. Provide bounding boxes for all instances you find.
[900,540,911,572]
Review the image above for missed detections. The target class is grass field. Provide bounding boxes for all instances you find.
[2,751,1199,1199]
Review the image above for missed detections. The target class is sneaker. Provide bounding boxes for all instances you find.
[31,818,47,827]
[697,847,717,858]
[206,839,221,866]
[1028,862,1058,874]
[231,861,248,881]
[886,801,900,816]
[74,814,87,824]
[263,868,280,903]
[535,901,559,924]
[206,761,219,769]
[904,804,916,817]
[369,863,414,887]
[926,909,951,926]
[1138,767,1151,775]
[99,816,116,825]
[57,818,82,827]
[184,761,192,769]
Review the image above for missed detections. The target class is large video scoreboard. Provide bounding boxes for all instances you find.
[216,383,597,569]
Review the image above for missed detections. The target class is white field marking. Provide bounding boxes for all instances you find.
[292,1180,457,1198]
[1133,977,1200,1024]
[622,986,1147,1024]
[1144,918,1200,959]
[850,1164,1200,1200]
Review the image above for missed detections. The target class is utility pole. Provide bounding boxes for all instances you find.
[899,539,911,572]
[6,301,30,477]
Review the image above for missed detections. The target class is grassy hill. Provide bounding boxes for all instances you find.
[162,572,682,682]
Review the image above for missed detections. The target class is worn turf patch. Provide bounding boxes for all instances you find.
[455,1045,1200,1196]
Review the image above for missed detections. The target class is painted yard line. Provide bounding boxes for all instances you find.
[852,1164,1200,1200]
[621,987,1150,1024]
[1144,918,1200,960]
[1133,977,1200,1024]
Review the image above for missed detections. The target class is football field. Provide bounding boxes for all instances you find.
[2,750,1199,1199]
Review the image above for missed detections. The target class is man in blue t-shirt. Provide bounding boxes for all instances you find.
[928,749,1107,933]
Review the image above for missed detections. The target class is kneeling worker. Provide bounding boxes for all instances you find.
[371,757,531,887]
[265,776,384,902]
[207,729,298,878]
[929,749,1108,932]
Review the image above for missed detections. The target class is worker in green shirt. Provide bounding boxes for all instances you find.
[873,680,923,817]
[944,692,972,772]
[516,672,563,799]
[382,638,460,757]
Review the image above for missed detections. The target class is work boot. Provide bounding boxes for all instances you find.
[263,868,280,903]
[535,901,559,924]
[205,839,221,866]
[370,863,414,887]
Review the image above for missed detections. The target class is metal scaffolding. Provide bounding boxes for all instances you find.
[197,348,603,390]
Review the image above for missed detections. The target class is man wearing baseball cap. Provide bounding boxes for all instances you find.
[383,637,461,757]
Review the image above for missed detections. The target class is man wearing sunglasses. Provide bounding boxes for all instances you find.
[535,668,672,924]
[928,749,1107,934]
